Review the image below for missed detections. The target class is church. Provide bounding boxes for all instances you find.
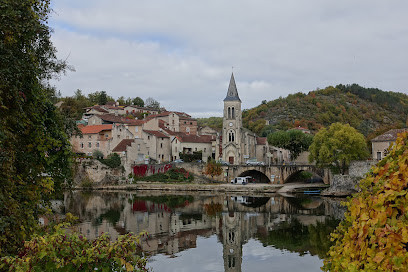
[220,73,268,165]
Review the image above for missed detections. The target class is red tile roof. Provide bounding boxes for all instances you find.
[143,130,170,138]
[81,124,112,134]
[176,134,215,143]
[371,128,408,142]
[96,114,144,125]
[112,139,134,152]
[85,106,109,113]
[256,137,267,145]
[145,111,191,120]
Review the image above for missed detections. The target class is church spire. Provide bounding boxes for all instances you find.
[224,73,241,102]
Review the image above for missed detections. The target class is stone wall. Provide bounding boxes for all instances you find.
[321,160,377,197]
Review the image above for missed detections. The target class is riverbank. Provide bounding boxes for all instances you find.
[74,182,329,195]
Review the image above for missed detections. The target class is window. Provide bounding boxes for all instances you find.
[105,134,108,138]
[195,148,197,151]
[377,152,382,160]
[96,142,99,148]
[190,122,192,125]
[227,107,231,119]
[88,142,92,148]
[204,148,206,152]
[117,135,120,139]
[148,136,150,140]
[88,135,92,139]
[160,143,163,148]
[186,127,190,133]
[135,127,138,132]
[138,144,140,151]
[80,143,84,149]
[184,121,186,124]
[232,107,235,119]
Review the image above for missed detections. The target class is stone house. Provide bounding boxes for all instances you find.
[112,138,149,175]
[71,124,113,156]
[145,111,198,134]
[198,126,219,136]
[82,106,109,121]
[142,130,171,163]
[371,128,408,160]
[171,134,215,162]
[123,105,159,116]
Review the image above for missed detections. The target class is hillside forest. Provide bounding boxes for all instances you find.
[198,84,408,141]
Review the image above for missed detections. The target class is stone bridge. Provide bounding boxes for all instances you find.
[223,164,332,184]
[178,162,332,184]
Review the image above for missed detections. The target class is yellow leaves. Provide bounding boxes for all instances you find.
[322,132,408,271]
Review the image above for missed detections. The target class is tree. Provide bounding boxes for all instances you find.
[132,96,144,107]
[323,132,408,271]
[0,0,72,255]
[308,123,369,174]
[117,96,125,105]
[204,160,223,179]
[267,130,313,160]
[145,97,160,109]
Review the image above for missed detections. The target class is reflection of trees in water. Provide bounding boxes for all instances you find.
[131,195,194,209]
[257,217,340,258]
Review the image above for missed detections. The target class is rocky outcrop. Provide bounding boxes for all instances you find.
[73,159,124,186]
[321,160,376,197]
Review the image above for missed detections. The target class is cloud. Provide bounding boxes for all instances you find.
[50,0,408,117]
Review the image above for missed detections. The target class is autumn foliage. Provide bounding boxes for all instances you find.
[204,160,223,179]
[323,132,408,271]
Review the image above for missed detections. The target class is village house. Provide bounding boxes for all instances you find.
[123,105,159,116]
[145,111,198,134]
[171,134,215,162]
[371,128,408,160]
[142,130,172,163]
[71,124,113,156]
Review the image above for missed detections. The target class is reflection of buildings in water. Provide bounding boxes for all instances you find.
[121,199,216,256]
[63,192,338,267]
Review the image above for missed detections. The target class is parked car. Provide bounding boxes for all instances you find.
[173,159,184,163]
[245,158,265,166]
[218,160,230,166]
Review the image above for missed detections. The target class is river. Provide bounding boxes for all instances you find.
[59,191,345,272]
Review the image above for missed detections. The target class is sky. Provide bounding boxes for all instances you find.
[49,0,408,118]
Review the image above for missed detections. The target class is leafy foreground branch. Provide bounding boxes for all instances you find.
[323,132,408,271]
[1,220,149,272]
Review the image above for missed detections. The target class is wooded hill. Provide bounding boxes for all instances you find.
[198,84,408,138]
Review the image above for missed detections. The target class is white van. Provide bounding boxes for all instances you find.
[231,176,251,185]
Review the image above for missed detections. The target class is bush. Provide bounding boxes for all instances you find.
[0,216,148,272]
[131,168,194,183]
[99,153,121,168]
[179,151,202,162]
[323,132,408,271]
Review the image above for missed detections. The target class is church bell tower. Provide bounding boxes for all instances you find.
[222,73,242,165]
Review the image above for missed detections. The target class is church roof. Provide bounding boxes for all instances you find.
[223,73,241,102]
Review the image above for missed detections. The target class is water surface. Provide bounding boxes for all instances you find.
[61,191,344,272]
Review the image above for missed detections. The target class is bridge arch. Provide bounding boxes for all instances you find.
[238,169,270,183]
[283,169,323,184]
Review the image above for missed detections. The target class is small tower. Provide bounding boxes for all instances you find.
[222,73,243,165]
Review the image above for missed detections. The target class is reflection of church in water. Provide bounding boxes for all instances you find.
[222,212,245,272]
